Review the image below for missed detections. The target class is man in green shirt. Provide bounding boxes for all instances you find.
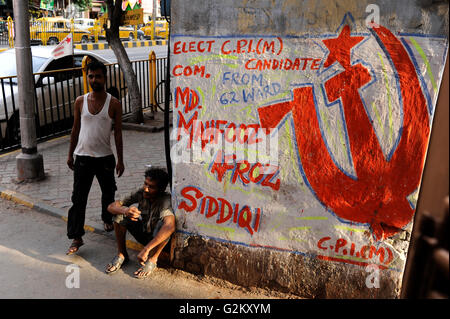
[105,167,175,279]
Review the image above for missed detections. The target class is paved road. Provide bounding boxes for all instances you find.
[95,45,168,62]
[0,198,292,300]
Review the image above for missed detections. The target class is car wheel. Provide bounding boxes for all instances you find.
[128,33,134,41]
[47,37,58,45]
[81,35,89,43]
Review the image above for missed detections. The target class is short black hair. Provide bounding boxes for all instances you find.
[145,167,169,193]
[87,60,107,77]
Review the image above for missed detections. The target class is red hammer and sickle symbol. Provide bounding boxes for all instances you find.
[258,25,430,241]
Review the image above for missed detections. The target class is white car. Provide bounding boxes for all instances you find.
[73,18,95,31]
[0,46,122,148]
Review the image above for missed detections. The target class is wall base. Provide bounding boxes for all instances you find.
[173,235,401,299]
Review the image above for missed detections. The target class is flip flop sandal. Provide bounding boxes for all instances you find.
[66,240,84,255]
[134,261,156,279]
[105,255,129,275]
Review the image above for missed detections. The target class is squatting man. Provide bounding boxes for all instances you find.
[105,168,175,279]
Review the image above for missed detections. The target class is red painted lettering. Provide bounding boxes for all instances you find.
[318,237,331,250]
[360,245,370,259]
[238,206,253,235]
[262,40,275,54]
[224,123,237,143]
[205,196,219,218]
[261,165,281,191]
[249,163,264,184]
[172,65,208,78]
[216,198,233,224]
[253,208,261,232]
[210,151,234,182]
[231,161,251,185]
[221,40,232,54]
[178,187,203,212]
[237,124,248,144]
[173,41,182,54]
[177,110,198,147]
[302,58,313,70]
[237,39,247,54]
[173,65,183,76]
[350,243,356,256]
[369,246,385,263]
[335,238,347,253]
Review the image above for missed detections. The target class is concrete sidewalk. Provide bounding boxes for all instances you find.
[0,110,172,251]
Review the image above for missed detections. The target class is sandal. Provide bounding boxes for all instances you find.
[134,261,157,279]
[105,255,129,275]
[66,239,84,255]
[104,222,114,232]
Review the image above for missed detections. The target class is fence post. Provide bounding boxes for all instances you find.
[94,18,99,43]
[82,55,92,94]
[150,20,154,41]
[70,18,74,42]
[164,22,168,39]
[41,18,45,46]
[7,16,14,48]
[149,50,156,112]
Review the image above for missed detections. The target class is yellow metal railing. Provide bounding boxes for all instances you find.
[7,16,13,48]
[149,50,157,112]
[81,55,93,94]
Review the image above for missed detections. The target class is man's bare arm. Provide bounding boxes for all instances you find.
[138,215,176,264]
[107,201,140,221]
[67,96,83,170]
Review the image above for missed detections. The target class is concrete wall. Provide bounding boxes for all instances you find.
[169,0,449,298]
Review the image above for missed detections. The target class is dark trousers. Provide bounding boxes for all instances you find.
[67,155,117,239]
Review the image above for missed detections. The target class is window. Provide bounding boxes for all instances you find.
[40,56,75,84]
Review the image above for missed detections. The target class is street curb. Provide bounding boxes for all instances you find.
[122,122,165,132]
[0,187,144,252]
[74,40,167,51]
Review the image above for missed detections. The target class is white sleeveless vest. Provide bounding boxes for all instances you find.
[74,93,114,157]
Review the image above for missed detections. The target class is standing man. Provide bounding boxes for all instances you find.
[66,60,124,255]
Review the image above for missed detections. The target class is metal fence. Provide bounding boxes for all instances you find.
[0,56,168,154]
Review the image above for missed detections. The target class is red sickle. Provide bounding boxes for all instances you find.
[258,25,429,240]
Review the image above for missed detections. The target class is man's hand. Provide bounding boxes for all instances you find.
[67,155,74,170]
[116,161,124,177]
[137,248,150,265]
[125,206,141,221]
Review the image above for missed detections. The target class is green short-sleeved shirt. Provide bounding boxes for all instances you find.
[117,189,174,234]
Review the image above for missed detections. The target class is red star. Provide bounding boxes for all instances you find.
[322,25,364,69]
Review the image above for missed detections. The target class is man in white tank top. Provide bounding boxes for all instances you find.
[66,61,124,255]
